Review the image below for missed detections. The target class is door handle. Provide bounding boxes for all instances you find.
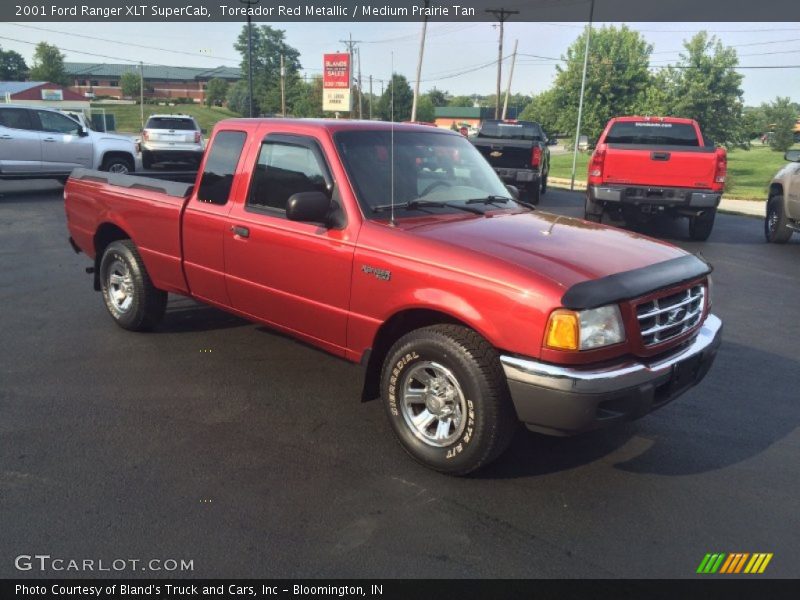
[651,151,671,161]
[43,137,57,142]
[231,225,250,238]
[0,134,12,140]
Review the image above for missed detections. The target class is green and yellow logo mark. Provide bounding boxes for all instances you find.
[697,553,773,574]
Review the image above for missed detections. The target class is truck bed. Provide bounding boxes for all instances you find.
[65,169,192,295]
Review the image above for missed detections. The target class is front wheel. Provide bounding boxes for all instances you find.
[689,208,716,241]
[381,325,517,475]
[99,240,167,331]
[765,196,793,243]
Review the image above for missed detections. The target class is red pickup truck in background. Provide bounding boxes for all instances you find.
[585,116,727,241]
[65,118,722,475]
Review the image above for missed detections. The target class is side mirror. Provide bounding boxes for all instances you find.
[286,191,332,225]
[785,149,800,163]
[78,127,89,137]
[505,184,520,200]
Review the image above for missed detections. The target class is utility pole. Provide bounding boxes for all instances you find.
[501,39,518,121]
[410,0,430,122]
[485,8,518,119]
[239,0,260,118]
[139,61,144,130]
[570,0,595,191]
[280,54,286,116]
[339,33,362,117]
[357,46,363,119]
[369,75,373,120]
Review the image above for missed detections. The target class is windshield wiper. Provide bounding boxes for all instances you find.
[372,199,484,215]
[466,195,537,211]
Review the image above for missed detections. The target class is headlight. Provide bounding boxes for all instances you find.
[545,305,625,351]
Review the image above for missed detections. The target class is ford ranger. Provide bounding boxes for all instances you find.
[585,116,727,241]
[65,119,722,475]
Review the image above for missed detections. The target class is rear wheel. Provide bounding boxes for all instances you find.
[99,240,167,331]
[141,151,154,170]
[540,172,548,195]
[765,196,793,243]
[584,194,603,222]
[689,208,716,241]
[381,325,517,475]
[523,183,541,205]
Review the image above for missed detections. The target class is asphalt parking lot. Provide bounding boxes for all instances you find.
[1,181,798,579]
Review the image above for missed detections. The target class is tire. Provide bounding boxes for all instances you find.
[584,193,603,222]
[380,324,517,475]
[99,240,167,331]
[101,155,134,174]
[688,208,716,241]
[765,196,793,243]
[540,172,548,195]
[523,183,541,205]
[141,151,153,170]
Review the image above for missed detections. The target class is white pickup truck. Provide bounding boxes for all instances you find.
[0,104,136,182]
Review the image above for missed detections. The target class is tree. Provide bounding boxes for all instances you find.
[205,78,229,107]
[415,96,436,122]
[763,97,797,152]
[659,32,746,147]
[520,88,559,137]
[0,46,27,81]
[427,87,449,107]
[120,71,140,99]
[234,25,301,115]
[448,95,476,107]
[377,74,413,121]
[548,25,654,145]
[29,42,68,85]
[290,76,324,118]
[226,80,251,116]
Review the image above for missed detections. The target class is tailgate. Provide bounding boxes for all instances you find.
[602,146,717,188]
[148,128,196,143]
[474,140,533,169]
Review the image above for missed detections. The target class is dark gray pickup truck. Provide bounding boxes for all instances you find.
[470,120,551,204]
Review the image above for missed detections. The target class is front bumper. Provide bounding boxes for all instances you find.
[590,185,721,208]
[500,314,722,436]
[493,167,540,186]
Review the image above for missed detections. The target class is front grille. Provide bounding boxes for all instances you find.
[636,284,705,347]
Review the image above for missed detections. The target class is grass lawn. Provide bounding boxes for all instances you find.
[549,143,799,201]
[92,103,237,134]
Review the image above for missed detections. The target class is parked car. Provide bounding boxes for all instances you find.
[64,119,722,475]
[470,119,551,204]
[577,134,590,151]
[585,116,727,241]
[140,114,204,169]
[765,148,800,243]
[0,104,136,181]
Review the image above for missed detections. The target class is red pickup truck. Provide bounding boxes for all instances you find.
[65,119,722,475]
[585,116,727,241]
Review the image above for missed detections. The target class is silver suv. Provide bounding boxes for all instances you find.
[765,148,800,243]
[141,114,204,169]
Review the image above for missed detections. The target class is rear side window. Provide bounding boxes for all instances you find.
[197,131,246,205]
[0,108,33,130]
[145,117,197,130]
[606,122,700,147]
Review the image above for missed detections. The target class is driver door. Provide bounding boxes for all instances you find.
[34,110,93,173]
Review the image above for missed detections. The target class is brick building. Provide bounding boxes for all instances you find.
[65,63,241,103]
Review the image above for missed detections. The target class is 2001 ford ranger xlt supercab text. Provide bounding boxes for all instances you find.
[64,119,722,475]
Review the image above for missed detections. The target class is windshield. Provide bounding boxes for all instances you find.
[145,117,197,131]
[606,121,700,146]
[477,120,543,140]
[334,129,515,217]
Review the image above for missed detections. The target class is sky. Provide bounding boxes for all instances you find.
[1,21,799,106]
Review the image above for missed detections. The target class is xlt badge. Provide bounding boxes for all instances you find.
[361,265,391,281]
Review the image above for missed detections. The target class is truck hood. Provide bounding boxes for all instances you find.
[401,210,688,294]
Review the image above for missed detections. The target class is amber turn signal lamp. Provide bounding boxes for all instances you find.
[545,310,579,351]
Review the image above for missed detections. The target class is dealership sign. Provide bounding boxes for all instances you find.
[322,52,350,112]
[41,89,64,101]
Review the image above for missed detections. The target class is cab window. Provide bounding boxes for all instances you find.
[36,111,82,135]
[0,108,34,131]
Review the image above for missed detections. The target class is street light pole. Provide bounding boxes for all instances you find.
[239,0,260,118]
[570,0,595,191]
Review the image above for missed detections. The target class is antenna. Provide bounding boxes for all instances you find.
[389,51,396,227]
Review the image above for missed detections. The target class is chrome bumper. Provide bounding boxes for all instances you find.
[499,314,722,435]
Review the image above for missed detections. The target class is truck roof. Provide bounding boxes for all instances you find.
[215,118,460,136]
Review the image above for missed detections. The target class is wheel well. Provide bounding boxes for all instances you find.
[92,223,130,290]
[769,183,783,200]
[101,151,134,170]
[360,308,472,402]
